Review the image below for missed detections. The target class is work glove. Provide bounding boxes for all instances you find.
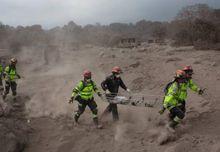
[97,92,102,97]
[126,89,131,92]
[158,107,165,115]
[198,89,204,95]
[68,97,74,104]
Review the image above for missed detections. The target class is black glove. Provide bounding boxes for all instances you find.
[97,92,102,97]
[198,89,204,95]
[158,107,165,115]
[68,97,74,103]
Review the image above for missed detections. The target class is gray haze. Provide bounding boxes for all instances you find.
[0,0,220,28]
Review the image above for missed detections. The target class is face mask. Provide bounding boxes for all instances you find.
[115,74,120,78]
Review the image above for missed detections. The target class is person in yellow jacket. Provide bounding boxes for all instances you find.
[69,70,102,129]
[163,70,203,129]
[2,58,21,100]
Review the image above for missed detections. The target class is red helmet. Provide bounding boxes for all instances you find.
[175,70,186,78]
[112,66,122,74]
[183,65,193,72]
[83,70,92,79]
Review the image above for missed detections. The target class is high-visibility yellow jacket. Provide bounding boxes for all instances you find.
[4,66,18,82]
[163,79,200,110]
[71,80,100,100]
[178,79,200,102]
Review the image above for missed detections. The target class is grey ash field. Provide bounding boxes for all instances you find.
[0,44,220,152]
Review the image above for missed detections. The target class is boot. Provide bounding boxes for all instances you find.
[169,120,178,129]
[74,114,80,124]
[2,93,6,100]
[93,118,103,129]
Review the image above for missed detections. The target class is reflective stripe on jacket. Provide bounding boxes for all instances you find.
[71,80,99,100]
[163,79,200,110]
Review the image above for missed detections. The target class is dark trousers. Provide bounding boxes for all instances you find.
[104,103,119,121]
[4,81,17,96]
[102,93,119,121]
[75,97,98,118]
[0,76,2,86]
[169,100,186,121]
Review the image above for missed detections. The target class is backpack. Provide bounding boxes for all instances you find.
[163,79,176,95]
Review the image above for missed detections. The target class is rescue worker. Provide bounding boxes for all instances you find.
[101,66,130,121]
[163,70,203,129]
[2,58,21,100]
[69,70,102,129]
[170,66,203,117]
[159,65,204,114]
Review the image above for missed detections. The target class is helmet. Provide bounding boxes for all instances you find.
[183,65,194,78]
[83,70,92,79]
[183,65,193,72]
[10,58,17,64]
[112,66,122,74]
[175,70,186,78]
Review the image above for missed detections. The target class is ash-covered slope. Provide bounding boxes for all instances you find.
[1,43,220,152]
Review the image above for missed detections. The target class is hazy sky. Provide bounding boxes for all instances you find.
[0,0,219,28]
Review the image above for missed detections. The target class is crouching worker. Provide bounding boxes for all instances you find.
[69,70,103,129]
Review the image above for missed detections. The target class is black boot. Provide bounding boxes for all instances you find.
[74,114,80,123]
